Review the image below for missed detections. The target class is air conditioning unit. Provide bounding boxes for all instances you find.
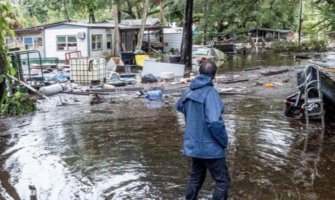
[77,32,86,39]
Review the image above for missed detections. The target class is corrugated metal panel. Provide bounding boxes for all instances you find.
[143,34,158,44]
[163,33,182,53]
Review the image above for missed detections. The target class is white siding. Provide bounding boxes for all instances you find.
[90,28,112,58]
[163,33,182,53]
[44,25,88,60]
[143,33,158,46]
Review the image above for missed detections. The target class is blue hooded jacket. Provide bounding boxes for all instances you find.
[176,75,228,159]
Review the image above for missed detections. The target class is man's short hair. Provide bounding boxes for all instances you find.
[199,61,217,79]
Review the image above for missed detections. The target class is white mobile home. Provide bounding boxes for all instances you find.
[144,26,183,53]
[44,22,114,60]
[9,19,164,61]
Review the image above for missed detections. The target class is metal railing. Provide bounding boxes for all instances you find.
[303,65,325,129]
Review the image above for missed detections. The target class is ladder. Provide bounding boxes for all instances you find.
[303,65,325,129]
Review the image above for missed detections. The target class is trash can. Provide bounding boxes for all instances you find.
[135,54,150,67]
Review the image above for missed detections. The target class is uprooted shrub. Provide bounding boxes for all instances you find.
[0,92,36,115]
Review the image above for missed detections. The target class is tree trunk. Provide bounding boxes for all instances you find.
[298,0,303,46]
[89,8,95,23]
[112,4,121,56]
[181,0,193,73]
[0,53,4,75]
[202,1,208,45]
[136,0,150,51]
[159,0,164,24]
[0,54,6,103]
[63,0,70,21]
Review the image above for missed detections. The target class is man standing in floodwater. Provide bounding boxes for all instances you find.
[176,61,230,200]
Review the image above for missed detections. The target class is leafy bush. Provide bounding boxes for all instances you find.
[306,39,327,52]
[193,33,204,45]
[271,41,299,53]
[1,92,36,115]
[271,40,327,53]
[236,35,248,42]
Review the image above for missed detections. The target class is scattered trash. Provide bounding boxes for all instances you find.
[218,87,248,95]
[264,82,274,88]
[260,69,289,76]
[43,72,70,82]
[17,123,31,128]
[219,88,234,93]
[273,82,283,86]
[107,72,135,86]
[160,72,175,80]
[39,82,75,96]
[294,54,311,60]
[217,78,249,84]
[145,90,162,101]
[244,67,262,71]
[141,74,158,83]
[179,78,191,84]
[103,83,116,89]
[106,57,117,75]
[324,68,335,73]
[146,100,167,110]
[90,94,104,105]
[142,60,185,77]
[244,104,254,108]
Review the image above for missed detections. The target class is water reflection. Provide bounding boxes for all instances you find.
[0,53,334,199]
[220,51,299,72]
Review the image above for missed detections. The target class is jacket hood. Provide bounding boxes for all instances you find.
[190,75,213,90]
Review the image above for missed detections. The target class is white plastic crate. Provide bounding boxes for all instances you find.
[70,57,106,85]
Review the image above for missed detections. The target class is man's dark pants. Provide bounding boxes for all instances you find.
[185,158,230,200]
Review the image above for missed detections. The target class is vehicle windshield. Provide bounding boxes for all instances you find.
[193,48,210,56]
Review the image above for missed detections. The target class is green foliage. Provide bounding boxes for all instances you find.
[305,39,327,52]
[271,41,301,53]
[23,0,49,23]
[0,2,32,116]
[191,0,299,36]
[236,35,248,42]
[6,0,335,44]
[1,92,36,115]
[305,0,335,33]
[0,2,16,77]
[271,40,327,53]
[193,33,204,45]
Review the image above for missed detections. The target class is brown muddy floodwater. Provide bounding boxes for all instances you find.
[0,52,335,200]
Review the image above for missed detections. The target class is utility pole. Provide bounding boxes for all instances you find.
[298,0,303,46]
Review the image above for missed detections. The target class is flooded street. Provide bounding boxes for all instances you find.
[1,52,335,199]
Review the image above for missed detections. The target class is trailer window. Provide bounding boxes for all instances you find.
[107,34,112,49]
[57,35,77,51]
[24,37,34,49]
[92,34,102,50]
